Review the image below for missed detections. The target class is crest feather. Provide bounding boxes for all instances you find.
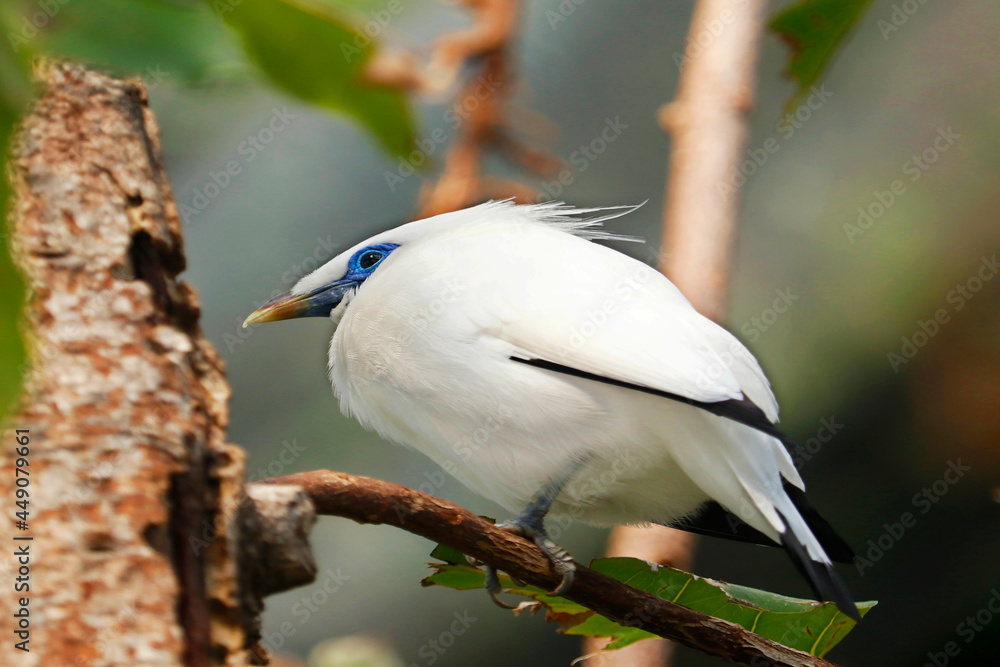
[477,199,646,243]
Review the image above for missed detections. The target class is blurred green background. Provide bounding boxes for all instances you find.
[4,0,1000,665]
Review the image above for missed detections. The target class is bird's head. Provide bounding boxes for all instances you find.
[243,238,400,327]
[242,200,640,328]
[241,202,497,329]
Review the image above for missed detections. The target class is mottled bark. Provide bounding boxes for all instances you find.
[0,62,313,667]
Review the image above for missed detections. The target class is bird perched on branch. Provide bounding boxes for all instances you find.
[245,201,859,620]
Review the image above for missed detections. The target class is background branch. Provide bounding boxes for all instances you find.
[418,0,558,217]
[592,1,770,664]
[262,470,836,667]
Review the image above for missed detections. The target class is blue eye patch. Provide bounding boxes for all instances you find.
[345,243,399,281]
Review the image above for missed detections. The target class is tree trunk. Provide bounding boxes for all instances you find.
[1,62,314,667]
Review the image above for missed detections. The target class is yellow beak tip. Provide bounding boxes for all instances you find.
[241,290,307,329]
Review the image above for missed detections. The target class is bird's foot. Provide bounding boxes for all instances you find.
[483,565,518,609]
[482,515,576,607]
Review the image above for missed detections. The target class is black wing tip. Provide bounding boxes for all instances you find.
[668,501,782,548]
[670,495,856,566]
[777,510,861,622]
[781,478,856,564]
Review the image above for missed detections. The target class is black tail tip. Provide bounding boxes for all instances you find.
[777,511,861,622]
[800,552,861,622]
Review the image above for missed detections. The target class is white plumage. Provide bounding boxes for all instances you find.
[247,200,857,617]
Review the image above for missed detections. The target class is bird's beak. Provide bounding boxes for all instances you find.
[243,280,356,328]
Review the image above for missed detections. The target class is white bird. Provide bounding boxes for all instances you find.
[245,201,858,619]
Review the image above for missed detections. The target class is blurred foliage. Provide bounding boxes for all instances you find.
[0,38,31,420]
[4,0,414,151]
[223,0,414,157]
[770,0,874,109]
[425,545,875,657]
[0,0,417,421]
[8,0,242,83]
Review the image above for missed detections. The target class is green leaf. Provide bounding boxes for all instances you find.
[0,41,30,422]
[769,0,874,109]
[222,0,414,156]
[2,0,415,154]
[5,0,242,85]
[424,549,875,658]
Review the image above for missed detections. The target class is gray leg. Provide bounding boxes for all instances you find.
[483,463,583,607]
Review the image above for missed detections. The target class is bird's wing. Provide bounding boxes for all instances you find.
[460,226,812,523]
[474,229,780,419]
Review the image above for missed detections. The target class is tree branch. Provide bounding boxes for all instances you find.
[260,470,836,667]
[660,0,769,320]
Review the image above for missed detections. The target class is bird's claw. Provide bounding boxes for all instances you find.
[483,516,576,600]
[536,534,575,596]
[484,565,519,609]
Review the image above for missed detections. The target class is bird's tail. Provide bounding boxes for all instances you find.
[776,506,860,621]
[661,413,861,620]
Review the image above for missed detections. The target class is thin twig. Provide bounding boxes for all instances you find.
[418,0,518,217]
[260,470,837,667]
[418,0,559,217]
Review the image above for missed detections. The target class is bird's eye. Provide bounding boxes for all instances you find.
[358,251,383,270]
